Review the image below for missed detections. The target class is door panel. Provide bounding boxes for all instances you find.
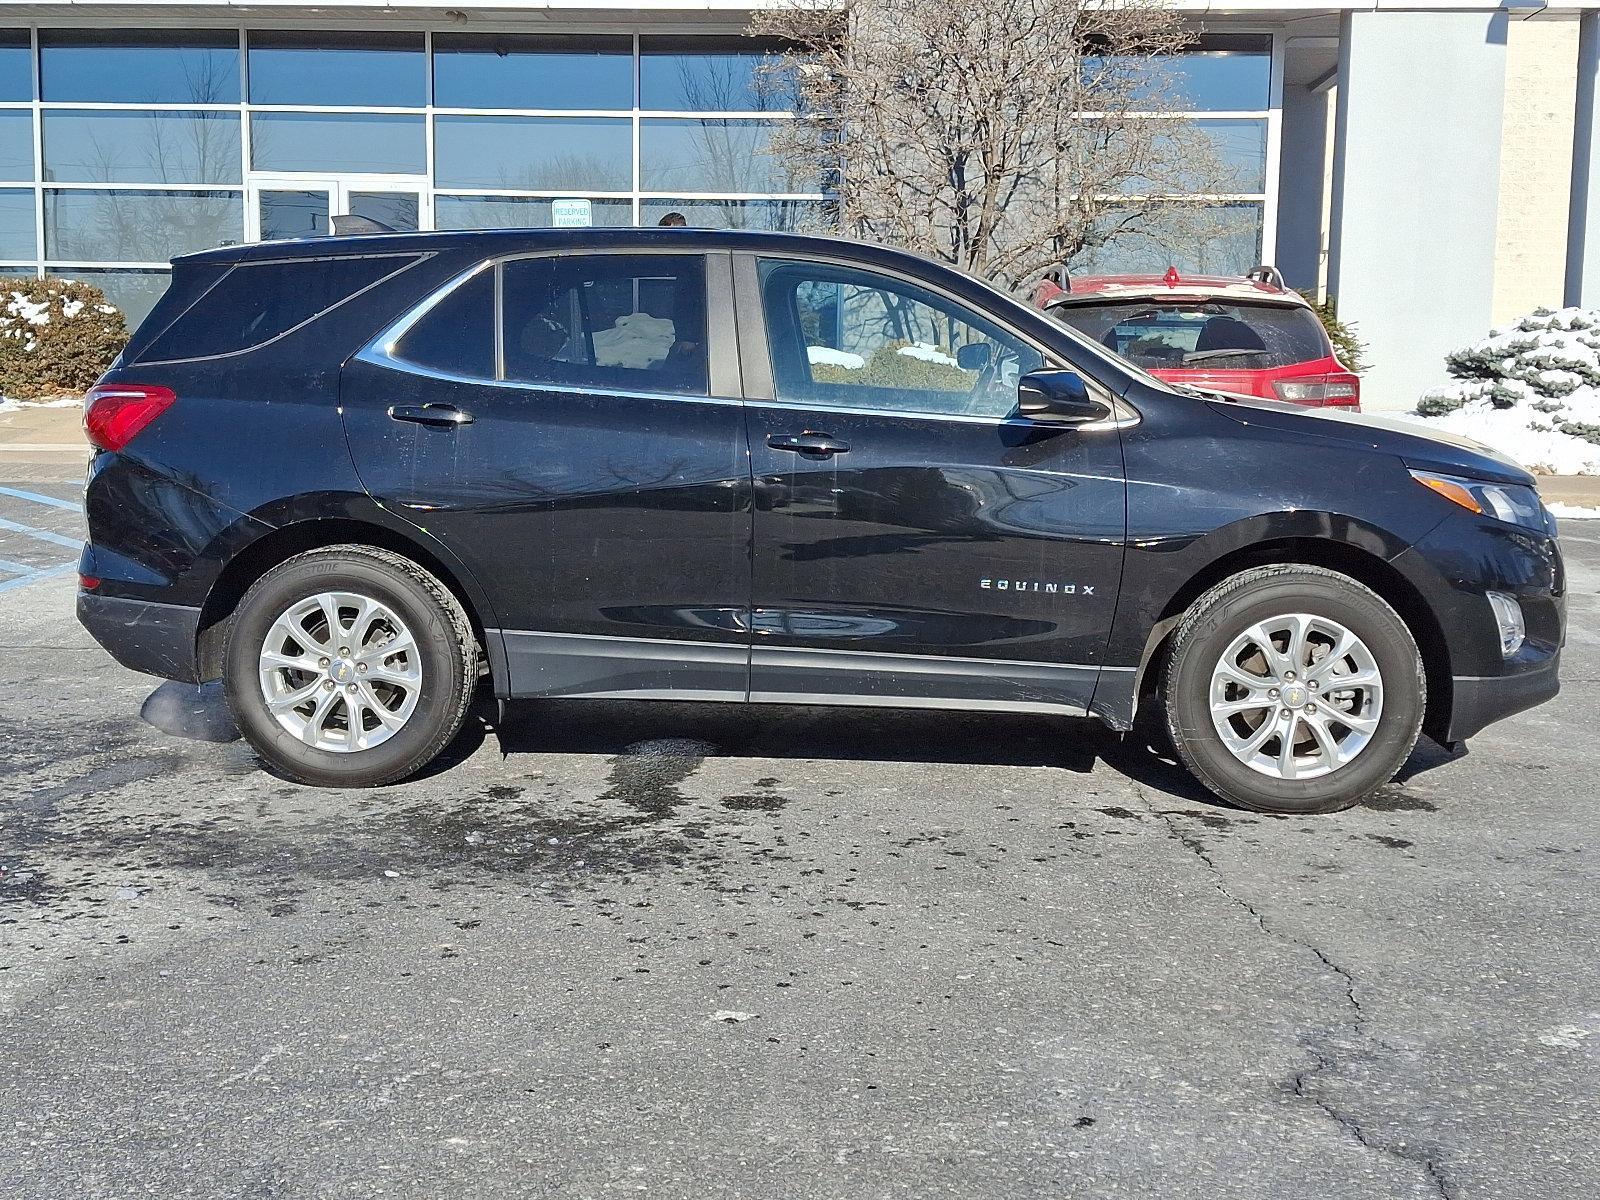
[340,252,753,700]
[742,255,1128,713]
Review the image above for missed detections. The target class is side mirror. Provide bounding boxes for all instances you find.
[1017,369,1112,424]
[955,342,992,371]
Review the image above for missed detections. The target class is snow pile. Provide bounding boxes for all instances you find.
[896,341,959,366]
[807,345,865,369]
[1413,307,1600,475]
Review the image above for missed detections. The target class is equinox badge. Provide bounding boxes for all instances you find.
[980,578,1095,595]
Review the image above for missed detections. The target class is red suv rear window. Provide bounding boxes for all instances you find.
[1050,300,1331,371]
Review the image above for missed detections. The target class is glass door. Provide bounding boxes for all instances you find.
[248,177,428,242]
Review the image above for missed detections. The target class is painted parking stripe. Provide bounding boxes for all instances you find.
[0,485,83,512]
[0,557,44,576]
[0,514,81,550]
[0,562,75,593]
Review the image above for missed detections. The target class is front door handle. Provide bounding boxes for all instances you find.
[388,403,474,427]
[767,431,849,457]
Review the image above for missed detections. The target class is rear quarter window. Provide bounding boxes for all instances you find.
[1051,299,1330,371]
[391,267,494,379]
[134,253,422,362]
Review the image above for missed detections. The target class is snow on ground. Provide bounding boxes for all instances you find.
[806,345,865,370]
[0,395,80,412]
[1545,502,1600,519]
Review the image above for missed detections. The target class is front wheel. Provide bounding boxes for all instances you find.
[223,545,479,787]
[1161,564,1425,814]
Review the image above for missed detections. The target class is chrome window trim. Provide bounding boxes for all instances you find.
[741,249,1141,429]
[365,245,733,403]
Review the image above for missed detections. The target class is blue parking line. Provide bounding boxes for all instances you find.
[0,562,75,593]
[0,557,42,576]
[0,514,81,550]
[0,485,83,512]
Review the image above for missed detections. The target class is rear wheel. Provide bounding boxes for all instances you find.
[223,545,478,787]
[1161,564,1424,814]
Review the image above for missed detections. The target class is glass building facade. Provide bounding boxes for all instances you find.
[0,25,1277,325]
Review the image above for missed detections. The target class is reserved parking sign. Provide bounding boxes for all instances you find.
[551,199,592,228]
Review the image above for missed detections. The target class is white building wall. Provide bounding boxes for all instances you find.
[1329,9,1509,411]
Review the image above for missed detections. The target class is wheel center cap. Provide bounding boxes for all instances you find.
[330,658,356,684]
[1281,683,1309,709]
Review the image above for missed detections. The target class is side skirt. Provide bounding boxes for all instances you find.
[495,628,1132,720]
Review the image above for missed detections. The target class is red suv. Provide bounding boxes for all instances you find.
[1035,266,1359,408]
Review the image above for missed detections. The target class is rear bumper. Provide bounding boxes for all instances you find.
[1444,653,1561,743]
[77,590,202,683]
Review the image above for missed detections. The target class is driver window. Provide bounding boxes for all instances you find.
[757,259,1044,418]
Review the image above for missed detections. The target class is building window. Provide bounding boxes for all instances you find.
[0,29,31,103]
[39,30,240,104]
[433,116,633,191]
[43,111,242,185]
[639,198,828,232]
[639,36,793,112]
[0,188,34,260]
[1069,202,1266,277]
[641,119,810,194]
[247,31,425,108]
[0,110,31,181]
[44,189,243,261]
[250,112,426,174]
[435,195,634,230]
[433,33,634,110]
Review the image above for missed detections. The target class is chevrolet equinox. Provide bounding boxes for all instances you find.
[76,229,1564,814]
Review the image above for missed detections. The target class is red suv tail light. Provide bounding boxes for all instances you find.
[1272,373,1360,408]
[84,384,177,451]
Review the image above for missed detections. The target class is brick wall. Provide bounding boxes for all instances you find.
[1492,19,1580,325]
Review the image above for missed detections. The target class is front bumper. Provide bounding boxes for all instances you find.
[77,590,202,683]
[1444,653,1561,743]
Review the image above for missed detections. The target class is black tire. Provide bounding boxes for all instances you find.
[223,545,479,787]
[1161,564,1425,815]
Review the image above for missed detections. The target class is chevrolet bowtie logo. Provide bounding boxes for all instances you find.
[980,579,1095,596]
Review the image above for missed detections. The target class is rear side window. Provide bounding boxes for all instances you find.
[393,268,494,379]
[499,254,707,396]
[137,253,420,361]
[1051,300,1330,371]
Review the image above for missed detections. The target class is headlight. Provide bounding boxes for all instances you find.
[1409,469,1546,531]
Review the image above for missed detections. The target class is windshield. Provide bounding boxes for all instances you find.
[1050,299,1332,371]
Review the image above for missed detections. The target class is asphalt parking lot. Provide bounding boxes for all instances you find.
[1,466,1596,1200]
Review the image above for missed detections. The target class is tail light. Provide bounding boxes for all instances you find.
[84,384,176,451]
[1272,373,1360,408]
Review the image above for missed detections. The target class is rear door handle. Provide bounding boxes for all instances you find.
[388,403,474,427]
[767,431,849,457]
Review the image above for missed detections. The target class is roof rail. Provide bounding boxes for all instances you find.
[1244,263,1285,288]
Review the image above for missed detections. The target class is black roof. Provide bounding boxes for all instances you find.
[179,226,899,268]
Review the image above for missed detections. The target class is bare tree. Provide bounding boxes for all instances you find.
[752,0,1242,291]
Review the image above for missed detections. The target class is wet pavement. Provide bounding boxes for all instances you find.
[1,472,1596,1199]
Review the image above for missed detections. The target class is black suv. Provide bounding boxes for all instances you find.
[77,229,1563,814]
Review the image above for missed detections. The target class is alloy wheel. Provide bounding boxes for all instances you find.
[1207,612,1384,781]
[257,591,422,752]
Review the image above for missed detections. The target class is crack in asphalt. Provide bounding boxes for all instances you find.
[1132,784,1456,1200]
